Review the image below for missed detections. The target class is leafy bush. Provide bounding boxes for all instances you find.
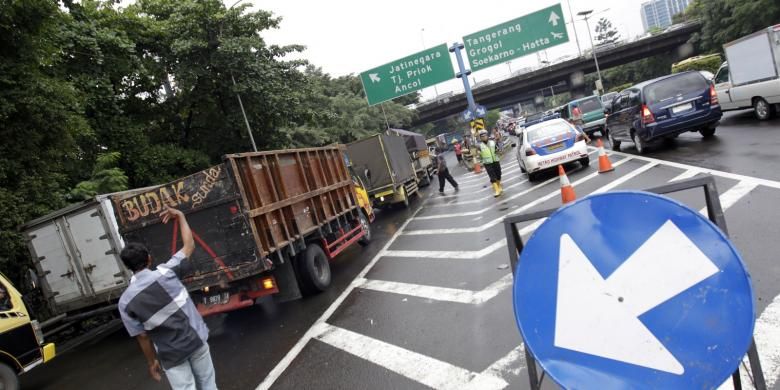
[672,54,723,74]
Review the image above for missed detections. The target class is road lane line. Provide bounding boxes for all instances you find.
[603,149,780,190]
[717,292,780,390]
[403,157,633,235]
[699,181,757,215]
[427,179,530,205]
[670,169,699,182]
[356,274,513,305]
[383,239,507,259]
[482,344,527,382]
[416,180,548,220]
[457,170,522,190]
[514,162,660,238]
[315,324,508,390]
[255,204,426,390]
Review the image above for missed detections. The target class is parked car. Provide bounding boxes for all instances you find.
[523,111,560,129]
[713,25,780,120]
[517,118,590,181]
[560,95,607,137]
[605,71,722,154]
[601,92,619,111]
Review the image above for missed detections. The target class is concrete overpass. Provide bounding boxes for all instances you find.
[412,22,702,125]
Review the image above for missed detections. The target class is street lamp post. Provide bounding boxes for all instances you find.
[566,0,582,56]
[578,10,604,94]
[224,0,257,151]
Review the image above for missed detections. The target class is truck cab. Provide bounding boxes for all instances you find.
[0,274,56,389]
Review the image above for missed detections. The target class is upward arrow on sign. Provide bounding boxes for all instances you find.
[369,73,381,83]
[548,11,561,26]
[554,220,720,374]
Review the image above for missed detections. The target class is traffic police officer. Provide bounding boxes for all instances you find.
[478,129,502,197]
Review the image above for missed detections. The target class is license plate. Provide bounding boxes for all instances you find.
[547,143,564,151]
[204,293,227,306]
[671,102,693,114]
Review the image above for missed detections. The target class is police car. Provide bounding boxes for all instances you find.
[517,118,590,181]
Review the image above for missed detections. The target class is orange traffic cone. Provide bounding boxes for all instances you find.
[597,139,614,173]
[559,165,576,204]
[473,161,482,173]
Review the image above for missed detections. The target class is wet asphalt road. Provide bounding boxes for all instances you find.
[22,109,780,390]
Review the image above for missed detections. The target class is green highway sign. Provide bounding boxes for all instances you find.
[360,44,454,106]
[463,3,569,72]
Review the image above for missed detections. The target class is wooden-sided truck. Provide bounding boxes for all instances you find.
[110,146,373,316]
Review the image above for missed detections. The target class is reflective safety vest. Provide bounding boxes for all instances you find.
[479,140,498,164]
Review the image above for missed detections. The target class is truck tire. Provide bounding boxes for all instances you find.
[0,363,19,390]
[401,186,410,208]
[357,210,372,246]
[297,244,331,295]
[754,98,774,121]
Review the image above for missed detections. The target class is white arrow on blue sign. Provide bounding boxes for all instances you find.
[462,109,475,122]
[475,105,487,118]
[513,191,755,388]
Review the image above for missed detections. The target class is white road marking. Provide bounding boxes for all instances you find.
[482,344,527,381]
[314,324,508,390]
[255,205,425,390]
[383,239,507,260]
[670,169,699,182]
[717,292,780,390]
[404,158,634,235]
[356,274,513,305]
[604,149,780,190]
[428,179,530,204]
[457,170,522,190]
[699,181,757,215]
[416,179,549,220]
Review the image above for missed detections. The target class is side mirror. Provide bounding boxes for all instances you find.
[603,108,611,115]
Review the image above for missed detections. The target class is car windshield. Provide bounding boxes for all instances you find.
[527,122,572,142]
[644,72,707,105]
[576,97,602,112]
[601,93,617,103]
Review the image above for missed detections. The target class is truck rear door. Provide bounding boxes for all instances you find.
[27,222,86,305]
[62,206,126,295]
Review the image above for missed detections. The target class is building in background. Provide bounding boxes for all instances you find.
[640,0,691,32]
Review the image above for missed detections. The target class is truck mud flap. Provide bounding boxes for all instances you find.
[272,255,302,303]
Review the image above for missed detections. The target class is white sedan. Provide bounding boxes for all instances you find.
[516,118,590,181]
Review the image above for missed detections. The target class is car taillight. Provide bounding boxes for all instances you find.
[525,149,536,156]
[710,84,718,105]
[641,105,655,124]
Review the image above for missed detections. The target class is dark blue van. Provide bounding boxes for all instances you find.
[605,71,722,154]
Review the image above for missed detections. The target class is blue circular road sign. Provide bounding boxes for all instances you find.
[513,191,755,389]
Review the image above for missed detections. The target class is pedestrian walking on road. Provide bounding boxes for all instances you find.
[452,139,464,167]
[478,129,503,197]
[118,207,218,390]
[570,102,591,143]
[436,148,459,194]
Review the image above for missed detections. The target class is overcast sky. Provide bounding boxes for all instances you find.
[246,0,651,100]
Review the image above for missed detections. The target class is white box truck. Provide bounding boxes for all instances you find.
[714,24,780,120]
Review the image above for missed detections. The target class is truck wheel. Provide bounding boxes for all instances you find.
[754,98,774,121]
[297,244,331,295]
[0,363,19,390]
[401,187,410,208]
[357,211,372,246]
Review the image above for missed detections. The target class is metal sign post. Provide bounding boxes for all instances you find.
[503,175,767,390]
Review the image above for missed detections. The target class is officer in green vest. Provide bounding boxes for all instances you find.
[478,129,502,197]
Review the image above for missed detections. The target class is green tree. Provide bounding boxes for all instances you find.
[69,152,129,201]
[683,0,780,53]
[0,0,90,284]
[594,17,621,45]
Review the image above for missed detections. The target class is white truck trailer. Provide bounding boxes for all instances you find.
[714,24,780,120]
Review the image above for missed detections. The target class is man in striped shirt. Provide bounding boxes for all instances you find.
[118,207,217,390]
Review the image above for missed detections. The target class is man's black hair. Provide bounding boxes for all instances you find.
[120,243,150,272]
